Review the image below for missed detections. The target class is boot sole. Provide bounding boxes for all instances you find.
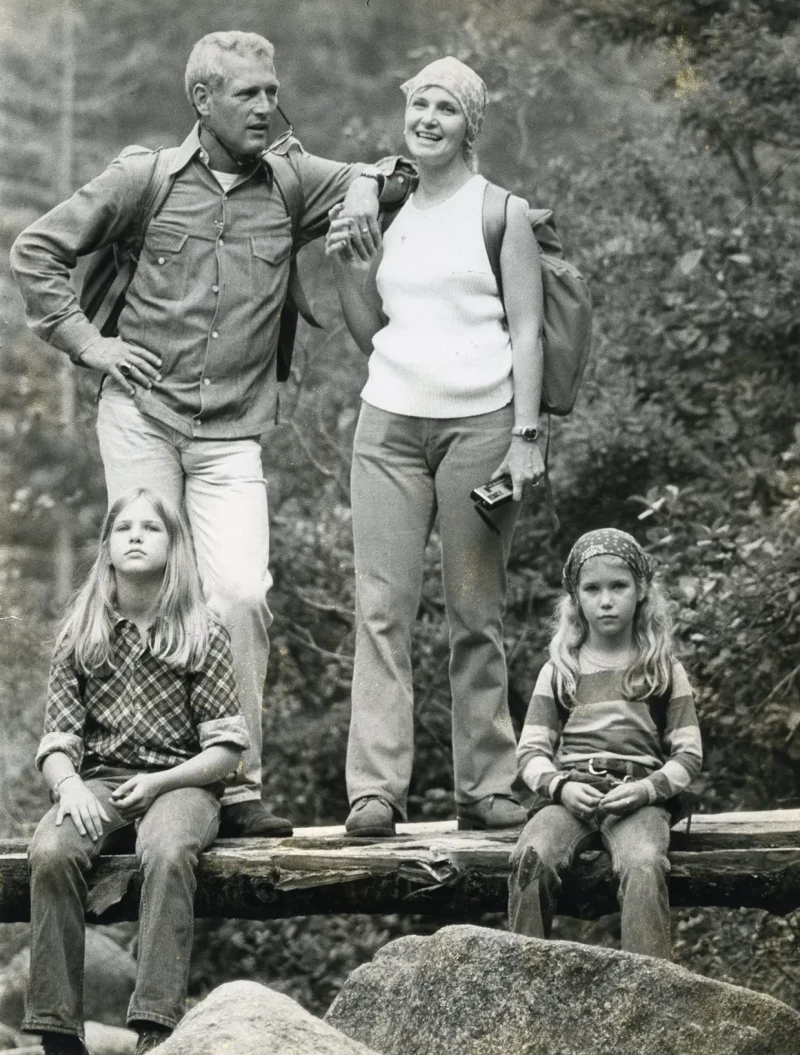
[345,825,397,838]
[457,817,525,831]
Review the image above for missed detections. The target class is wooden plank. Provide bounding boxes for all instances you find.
[2,811,800,924]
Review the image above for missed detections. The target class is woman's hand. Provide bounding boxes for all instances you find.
[56,777,110,842]
[560,781,604,822]
[326,204,378,269]
[111,772,164,820]
[598,781,650,817]
[493,436,545,501]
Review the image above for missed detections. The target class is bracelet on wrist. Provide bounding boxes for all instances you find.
[54,772,80,793]
[550,773,570,804]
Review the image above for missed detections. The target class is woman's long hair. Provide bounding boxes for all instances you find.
[54,488,212,675]
[549,560,674,705]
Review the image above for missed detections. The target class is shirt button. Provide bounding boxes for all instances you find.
[212,284,219,293]
[204,378,211,386]
[219,238,225,246]
[211,331,219,339]
[158,257,166,265]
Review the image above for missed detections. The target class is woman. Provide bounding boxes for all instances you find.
[327,56,545,837]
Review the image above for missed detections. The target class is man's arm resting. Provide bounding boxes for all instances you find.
[9,151,161,389]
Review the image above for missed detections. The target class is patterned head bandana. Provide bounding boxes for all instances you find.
[562,529,653,598]
[400,56,488,148]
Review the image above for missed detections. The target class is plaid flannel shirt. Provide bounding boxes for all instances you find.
[36,618,249,774]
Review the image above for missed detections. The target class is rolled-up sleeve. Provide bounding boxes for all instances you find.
[36,657,87,771]
[197,715,249,753]
[189,623,249,752]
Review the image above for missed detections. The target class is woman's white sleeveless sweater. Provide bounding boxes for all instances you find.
[361,174,513,418]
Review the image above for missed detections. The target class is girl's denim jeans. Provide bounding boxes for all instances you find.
[508,803,672,959]
[23,770,219,1039]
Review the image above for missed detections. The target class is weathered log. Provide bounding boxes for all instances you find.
[2,811,800,923]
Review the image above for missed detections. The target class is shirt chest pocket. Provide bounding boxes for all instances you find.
[250,236,292,295]
[139,225,190,300]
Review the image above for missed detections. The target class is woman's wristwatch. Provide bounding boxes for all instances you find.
[511,425,538,442]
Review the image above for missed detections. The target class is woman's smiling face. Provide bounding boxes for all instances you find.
[404,86,468,167]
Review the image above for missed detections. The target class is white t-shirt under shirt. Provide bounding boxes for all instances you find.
[211,169,238,192]
[361,174,514,419]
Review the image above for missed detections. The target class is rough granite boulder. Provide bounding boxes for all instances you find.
[325,924,800,1055]
[158,980,378,1055]
[0,930,136,1030]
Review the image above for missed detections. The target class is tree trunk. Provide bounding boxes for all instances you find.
[53,0,77,607]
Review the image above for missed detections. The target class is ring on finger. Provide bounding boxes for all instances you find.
[119,361,132,377]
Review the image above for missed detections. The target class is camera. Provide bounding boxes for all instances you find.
[470,473,513,511]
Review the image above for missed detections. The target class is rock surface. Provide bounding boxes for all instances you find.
[0,929,136,1031]
[325,924,800,1055]
[0,1020,135,1054]
[159,980,378,1055]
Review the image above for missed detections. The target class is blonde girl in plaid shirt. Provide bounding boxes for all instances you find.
[23,488,249,1055]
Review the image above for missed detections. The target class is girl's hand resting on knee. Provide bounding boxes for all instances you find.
[111,773,163,820]
[561,781,604,822]
[56,778,110,842]
[598,781,650,817]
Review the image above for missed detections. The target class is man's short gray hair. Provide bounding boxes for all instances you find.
[185,31,276,104]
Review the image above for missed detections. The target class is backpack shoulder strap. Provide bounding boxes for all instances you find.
[90,147,176,335]
[267,151,321,332]
[267,151,304,240]
[549,666,572,728]
[647,669,675,742]
[482,181,511,301]
[135,146,179,243]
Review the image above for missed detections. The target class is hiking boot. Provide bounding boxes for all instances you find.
[457,794,526,831]
[219,800,293,837]
[40,1034,89,1055]
[134,1023,173,1054]
[345,796,397,838]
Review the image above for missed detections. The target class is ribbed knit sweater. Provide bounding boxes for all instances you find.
[361,174,514,418]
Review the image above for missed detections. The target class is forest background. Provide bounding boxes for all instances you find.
[0,0,798,1020]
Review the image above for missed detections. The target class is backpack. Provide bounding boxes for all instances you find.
[482,182,592,417]
[79,144,316,382]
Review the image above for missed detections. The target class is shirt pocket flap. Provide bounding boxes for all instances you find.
[147,226,189,254]
[251,236,292,265]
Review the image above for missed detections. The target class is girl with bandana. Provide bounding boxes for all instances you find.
[325,57,544,837]
[508,529,703,958]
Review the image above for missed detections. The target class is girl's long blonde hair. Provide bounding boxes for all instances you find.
[549,560,674,706]
[54,488,212,675]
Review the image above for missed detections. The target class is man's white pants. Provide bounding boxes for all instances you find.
[97,387,272,803]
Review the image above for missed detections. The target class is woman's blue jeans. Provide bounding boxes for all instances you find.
[23,771,219,1039]
[509,803,672,958]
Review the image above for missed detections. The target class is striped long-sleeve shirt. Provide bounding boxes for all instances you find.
[517,659,702,805]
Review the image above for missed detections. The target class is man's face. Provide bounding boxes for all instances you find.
[194,52,280,157]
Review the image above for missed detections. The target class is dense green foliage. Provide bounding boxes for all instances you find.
[1,0,798,1019]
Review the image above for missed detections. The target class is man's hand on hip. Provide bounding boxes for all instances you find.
[339,176,382,261]
[79,335,162,396]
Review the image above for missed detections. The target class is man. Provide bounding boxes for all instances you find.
[11,31,411,838]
